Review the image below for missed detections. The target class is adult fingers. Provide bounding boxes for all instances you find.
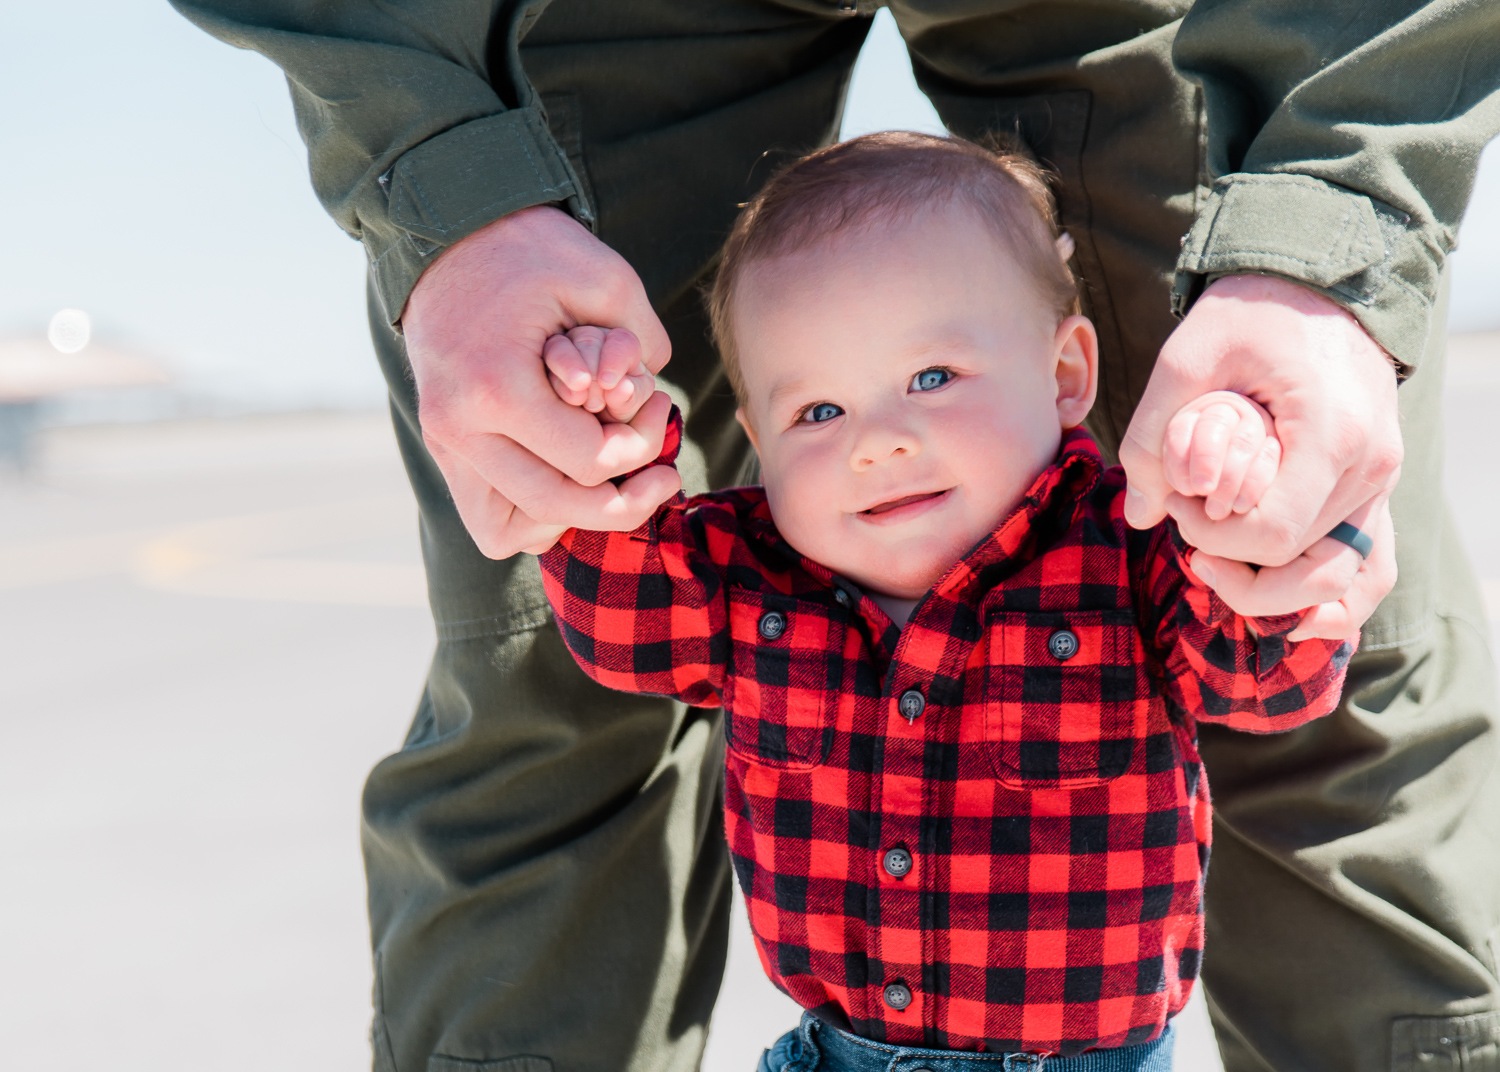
[1189,536,1364,619]
[1287,498,1396,640]
[461,369,667,489]
[1119,424,1174,530]
[1164,446,1391,568]
[1189,492,1390,622]
[434,444,568,559]
[474,389,673,510]
[457,426,679,534]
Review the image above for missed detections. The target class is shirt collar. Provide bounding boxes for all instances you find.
[932,426,1103,599]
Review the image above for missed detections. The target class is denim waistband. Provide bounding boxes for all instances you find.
[785,1013,1175,1072]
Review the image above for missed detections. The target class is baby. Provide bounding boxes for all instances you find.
[537,133,1353,1070]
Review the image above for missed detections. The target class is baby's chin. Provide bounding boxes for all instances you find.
[773,501,998,600]
[799,540,964,602]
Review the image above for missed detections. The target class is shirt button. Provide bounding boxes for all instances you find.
[758,610,787,640]
[1048,628,1079,661]
[834,587,852,609]
[883,981,913,1010]
[882,847,913,878]
[898,688,925,721]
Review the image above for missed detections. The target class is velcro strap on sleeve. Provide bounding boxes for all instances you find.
[387,109,577,244]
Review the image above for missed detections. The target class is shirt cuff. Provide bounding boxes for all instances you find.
[1172,173,1446,376]
[365,108,594,325]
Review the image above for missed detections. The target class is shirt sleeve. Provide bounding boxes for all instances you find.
[169,0,591,325]
[1136,525,1355,734]
[538,410,733,707]
[1171,0,1500,373]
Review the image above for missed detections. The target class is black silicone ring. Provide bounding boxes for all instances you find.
[1326,521,1373,559]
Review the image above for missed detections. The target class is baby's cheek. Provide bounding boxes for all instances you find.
[763,467,844,563]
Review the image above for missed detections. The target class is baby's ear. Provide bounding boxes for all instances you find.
[1053,314,1098,429]
[734,407,761,454]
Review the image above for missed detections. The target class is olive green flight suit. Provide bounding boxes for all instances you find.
[170,1,1500,1069]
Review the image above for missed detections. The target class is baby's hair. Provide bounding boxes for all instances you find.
[707,131,1080,404]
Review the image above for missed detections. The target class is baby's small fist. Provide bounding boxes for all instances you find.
[543,326,657,423]
[1164,391,1280,521]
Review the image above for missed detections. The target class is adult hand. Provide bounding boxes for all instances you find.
[403,205,680,558]
[1119,275,1402,639]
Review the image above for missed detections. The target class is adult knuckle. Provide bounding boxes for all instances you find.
[416,392,457,439]
[1368,441,1404,480]
[1258,515,1305,566]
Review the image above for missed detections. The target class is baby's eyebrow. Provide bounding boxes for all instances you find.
[906,333,978,361]
[766,377,809,410]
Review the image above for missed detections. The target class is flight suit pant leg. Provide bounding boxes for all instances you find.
[1194,287,1500,1072]
[888,4,1500,1069]
[358,4,873,1072]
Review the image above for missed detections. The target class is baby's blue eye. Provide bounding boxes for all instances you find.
[803,402,843,423]
[912,367,952,392]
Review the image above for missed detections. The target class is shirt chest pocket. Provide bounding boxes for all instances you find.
[982,609,1152,787]
[723,587,838,769]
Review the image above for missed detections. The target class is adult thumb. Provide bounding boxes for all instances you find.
[1118,429,1171,530]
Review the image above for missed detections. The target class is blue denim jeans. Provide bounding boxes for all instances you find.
[756,1014,1175,1072]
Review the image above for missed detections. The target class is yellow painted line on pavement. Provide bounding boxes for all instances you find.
[0,529,160,591]
[0,497,427,607]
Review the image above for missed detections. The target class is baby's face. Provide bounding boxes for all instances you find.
[733,201,1097,603]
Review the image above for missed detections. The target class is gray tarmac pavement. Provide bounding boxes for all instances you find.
[2,339,1496,1071]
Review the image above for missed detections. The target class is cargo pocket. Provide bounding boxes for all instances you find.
[983,609,1151,787]
[722,587,837,768]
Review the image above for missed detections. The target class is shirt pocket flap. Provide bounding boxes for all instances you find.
[982,608,1152,786]
[723,586,837,769]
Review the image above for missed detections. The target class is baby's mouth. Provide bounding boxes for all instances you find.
[861,489,950,516]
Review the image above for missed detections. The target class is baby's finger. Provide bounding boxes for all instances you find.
[1233,437,1282,515]
[1186,400,1244,498]
[595,328,643,391]
[563,326,612,413]
[601,366,656,423]
[542,334,593,407]
[1163,408,1201,499]
[1203,407,1268,521]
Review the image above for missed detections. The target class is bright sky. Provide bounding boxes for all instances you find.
[3,5,1496,414]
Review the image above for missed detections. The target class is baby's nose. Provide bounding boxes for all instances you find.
[850,419,922,470]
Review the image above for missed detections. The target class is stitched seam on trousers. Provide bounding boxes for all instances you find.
[1360,611,1435,651]
[436,609,552,642]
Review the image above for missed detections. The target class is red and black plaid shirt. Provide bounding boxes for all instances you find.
[540,418,1352,1056]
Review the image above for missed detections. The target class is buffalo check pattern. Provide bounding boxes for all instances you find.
[540,417,1354,1056]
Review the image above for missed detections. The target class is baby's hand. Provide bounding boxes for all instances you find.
[543,326,658,424]
[1163,391,1281,522]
